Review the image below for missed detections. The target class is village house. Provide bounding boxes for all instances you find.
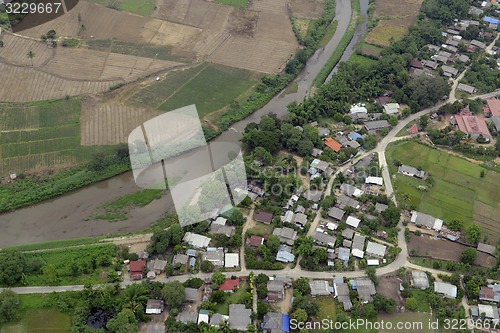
[310,280,331,296]
[365,241,387,258]
[262,312,290,333]
[434,282,457,298]
[183,232,211,249]
[334,281,353,311]
[364,120,391,133]
[219,278,240,292]
[313,231,337,248]
[273,227,297,245]
[323,137,343,153]
[129,260,146,280]
[484,98,500,117]
[365,176,383,186]
[202,247,225,267]
[411,271,430,289]
[228,304,252,331]
[454,111,491,140]
[328,207,346,221]
[246,235,264,248]
[411,211,443,231]
[480,284,500,303]
[337,247,351,264]
[456,83,477,94]
[352,278,376,303]
[276,244,295,263]
[224,253,239,269]
[254,210,274,224]
[383,103,400,115]
[267,279,285,302]
[398,164,425,178]
[340,183,363,197]
[478,242,496,256]
[441,65,459,77]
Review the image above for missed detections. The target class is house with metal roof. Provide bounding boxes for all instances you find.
[366,241,387,258]
[267,280,285,302]
[310,280,331,296]
[342,228,355,240]
[352,278,376,303]
[334,282,352,311]
[480,285,500,302]
[364,120,391,132]
[478,304,499,320]
[337,194,360,210]
[202,247,225,267]
[183,232,211,248]
[365,176,383,186]
[145,299,164,314]
[434,282,457,298]
[383,103,400,115]
[229,304,251,331]
[398,164,425,178]
[276,244,295,263]
[262,312,290,333]
[411,211,443,231]
[346,216,361,229]
[328,207,345,221]
[254,210,274,224]
[185,288,199,302]
[352,234,366,251]
[337,247,351,264]
[477,242,496,255]
[303,189,323,202]
[224,253,239,268]
[273,227,297,245]
[340,183,363,197]
[314,231,336,248]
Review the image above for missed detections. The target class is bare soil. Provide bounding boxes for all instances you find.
[408,233,496,268]
[290,0,325,19]
[377,273,405,309]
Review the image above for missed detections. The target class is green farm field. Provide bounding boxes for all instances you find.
[127,63,260,119]
[214,0,248,7]
[87,0,156,16]
[0,99,116,176]
[387,141,500,243]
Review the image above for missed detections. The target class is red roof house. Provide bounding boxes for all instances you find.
[246,235,265,248]
[455,114,491,139]
[324,137,342,152]
[219,278,240,292]
[484,98,500,117]
[129,260,146,280]
[407,123,419,135]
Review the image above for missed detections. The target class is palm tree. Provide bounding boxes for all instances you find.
[26,50,35,66]
[123,283,149,316]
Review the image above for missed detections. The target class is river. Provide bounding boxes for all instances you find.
[0,0,369,247]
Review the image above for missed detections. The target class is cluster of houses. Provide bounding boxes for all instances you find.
[347,102,395,133]
[408,11,498,92]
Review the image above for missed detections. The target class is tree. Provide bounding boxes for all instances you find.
[366,267,378,285]
[408,75,450,109]
[266,235,280,254]
[0,40,4,47]
[123,284,149,316]
[200,261,215,273]
[291,308,308,322]
[460,248,477,265]
[162,281,185,310]
[212,271,226,286]
[26,50,35,66]
[297,236,314,256]
[46,29,57,39]
[183,277,204,289]
[447,219,463,231]
[106,309,138,333]
[227,209,245,226]
[373,294,396,313]
[292,277,310,295]
[465,224,482,244]
[0,252,26,286]
[405,297,418,311]
[0,290,20,323]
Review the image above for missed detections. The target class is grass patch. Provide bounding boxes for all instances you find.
[357,41,383,58]
[348,54,378,68]
[318,21,339,48]
[87,0,156,16]
[313,0,360,87]
[0,295,71,333]
[61,38,79,47]
[280,82,299,97]
[94,189,163,221]
[313,297,337,332]
[408,290,431,312]
[396,121,416,137]
[215,282,248,315]
[247,223,273,237]
[293,18,314,41]
[365,20,408,47]
[214,0,248,7]
[387,141,500,239]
